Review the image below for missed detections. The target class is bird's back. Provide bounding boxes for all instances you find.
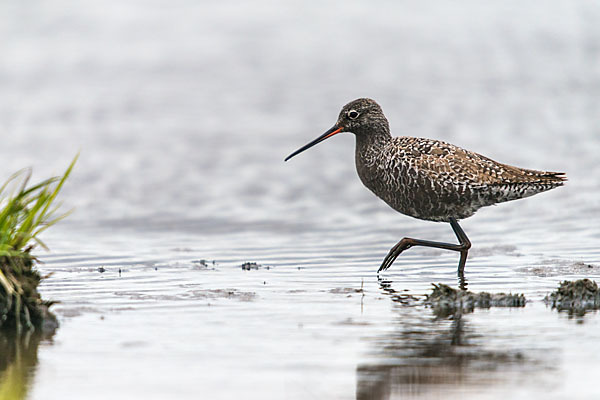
[355,136,566,222]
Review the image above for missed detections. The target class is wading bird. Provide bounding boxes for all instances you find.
[285,98,566,280]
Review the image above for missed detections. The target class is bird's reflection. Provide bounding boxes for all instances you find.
[458,269,467,291]
[0,331,52,399]
[380,265,468,291]
[356,277,526,400]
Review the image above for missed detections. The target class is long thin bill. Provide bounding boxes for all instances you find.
[284,126,343,161]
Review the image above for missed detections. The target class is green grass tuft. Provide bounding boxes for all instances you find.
[0,155,77,333]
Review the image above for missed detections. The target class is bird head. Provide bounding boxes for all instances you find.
[285,98,389,161]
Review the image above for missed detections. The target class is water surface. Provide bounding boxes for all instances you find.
[0,0,599,399]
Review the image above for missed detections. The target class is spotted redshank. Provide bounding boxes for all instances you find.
[285,98,566,278]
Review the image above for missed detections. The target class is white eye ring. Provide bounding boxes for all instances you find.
[347,110,360,120]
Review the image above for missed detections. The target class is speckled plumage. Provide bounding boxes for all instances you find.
[339,98,567,222]
[285,98,566,276]
[356,134,566,222]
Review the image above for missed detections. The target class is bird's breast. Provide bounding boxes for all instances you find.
[354,139,474,222]
[355,142,409,205]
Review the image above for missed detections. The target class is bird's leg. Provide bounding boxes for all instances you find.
[450,218,471,275]
[450,219,471,290]
[377,218,471,274]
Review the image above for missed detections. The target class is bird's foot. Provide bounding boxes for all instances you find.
[377,239,413,273]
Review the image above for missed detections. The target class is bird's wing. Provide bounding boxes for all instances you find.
[396,137,566,186]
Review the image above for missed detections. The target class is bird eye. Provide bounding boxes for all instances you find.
[347,110,360,120]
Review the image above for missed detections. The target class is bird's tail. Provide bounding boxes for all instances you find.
[514,168,567,186]
[488,166,566,204]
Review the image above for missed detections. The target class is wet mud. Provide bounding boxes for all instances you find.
[426,283,526,317]
[544,279,600,316]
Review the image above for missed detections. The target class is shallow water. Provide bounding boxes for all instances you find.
[1,0,600,399]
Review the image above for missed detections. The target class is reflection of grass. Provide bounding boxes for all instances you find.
[0,331,45,400]
[0,156,77,333]
[0,356,27,400]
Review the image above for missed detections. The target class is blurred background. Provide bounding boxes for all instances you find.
[2,0,598,231]
[1,1,599,399]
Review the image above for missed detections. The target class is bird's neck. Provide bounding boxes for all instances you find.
[355,124,392,151]
[354,125,392,181]
[354,129,391,193]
